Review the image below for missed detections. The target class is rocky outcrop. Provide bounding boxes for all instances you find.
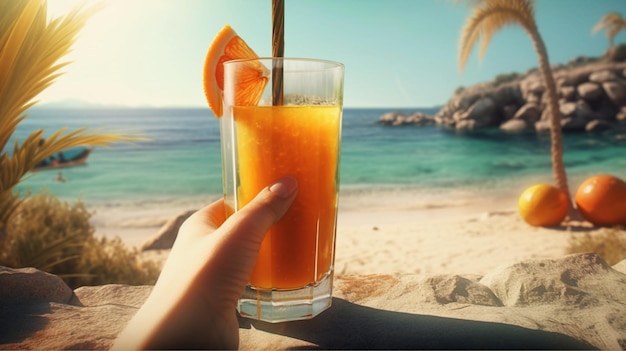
[438,60,626,132]
[1,253,625,350]
[382,59,626,133]
[0,266,74,304]
[140,209,195,251]
[379,111,435,126]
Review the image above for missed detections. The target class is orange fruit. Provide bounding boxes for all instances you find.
[575,174,626,226]
[203,24,269,118]
[518,184,569,227]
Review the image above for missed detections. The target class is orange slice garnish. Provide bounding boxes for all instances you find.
[203,25,269,118]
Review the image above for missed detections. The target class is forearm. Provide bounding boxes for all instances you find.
[112,290,238,350]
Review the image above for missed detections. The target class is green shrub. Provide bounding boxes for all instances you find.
[1,192,160,288]
[566,227,626,266]
[493,72,521,86]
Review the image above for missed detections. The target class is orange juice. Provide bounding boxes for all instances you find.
[234,105,341,289]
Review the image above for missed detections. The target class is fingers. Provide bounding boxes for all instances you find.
[195,176,299,301]
[194,198,227,228]
[175,198,226,242]
[177,176,298,247]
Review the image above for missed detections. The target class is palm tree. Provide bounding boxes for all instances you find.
[457,0,574,217]
[1,1,142,237]
[592,12,626,49]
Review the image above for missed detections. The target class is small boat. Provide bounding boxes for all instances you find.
[34,147,93,171]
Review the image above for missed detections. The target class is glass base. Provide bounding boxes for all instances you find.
[237,272,333,323]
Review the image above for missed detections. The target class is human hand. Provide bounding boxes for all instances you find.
[112,176,298,350]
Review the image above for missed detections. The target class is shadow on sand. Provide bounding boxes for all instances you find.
[0,302,51,344]
[239,298,596,350]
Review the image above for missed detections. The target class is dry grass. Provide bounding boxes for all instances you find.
[1,192,160,288]
[566,227,626,266]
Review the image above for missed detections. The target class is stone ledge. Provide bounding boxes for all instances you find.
[1,253,624,350]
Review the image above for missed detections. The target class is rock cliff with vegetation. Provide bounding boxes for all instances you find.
[381,47,626,134]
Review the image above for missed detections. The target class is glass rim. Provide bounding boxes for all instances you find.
[224,57,344,69]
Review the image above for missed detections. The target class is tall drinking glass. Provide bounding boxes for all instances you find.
[220,58,344,323]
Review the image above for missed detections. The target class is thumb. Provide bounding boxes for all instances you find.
[221,176,299,245]
[204,176,299,301]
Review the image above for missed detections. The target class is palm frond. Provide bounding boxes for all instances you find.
[0,2,31,52]
[592,12,626,48]
[0,1,101,146]
[0,1,43,103]
[0,0,145,231]
[0,129,145,194]
[459,0,536,72]
[592,12,624,34]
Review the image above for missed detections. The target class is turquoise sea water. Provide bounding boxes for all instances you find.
[11,107,626,215]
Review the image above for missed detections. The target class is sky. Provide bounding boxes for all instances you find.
[39,0,626,109]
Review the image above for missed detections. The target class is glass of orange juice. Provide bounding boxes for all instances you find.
[220,58,344,323]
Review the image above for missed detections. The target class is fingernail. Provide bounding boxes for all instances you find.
[268,176,298,198]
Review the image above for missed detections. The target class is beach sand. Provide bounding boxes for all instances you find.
[334,205,574,277]
[92,187,583,277]
[334,187,581,277]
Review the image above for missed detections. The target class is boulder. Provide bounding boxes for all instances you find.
[556,76,573,87]
[534,119,551,132]
[593,100,620,120]
[559,101,593,120]
[1,253,625,350]
[379,112,434,126]
[560,85,577,101]
[502,104,518,120]
[459,97,498,128]
[0,266,74,304]
[406,112,435,126]
[379,111,404,125]
[141,209,195,251]
[577,82,603,101]
[602,80,626,106]
[500,118,528,132]
[513,102,541,123]
[521,76,544,100]
[559,101,593,131]
[455,119,477,131]
[561,116,588,131]
[589,70,618,83]
[586,119,614,133]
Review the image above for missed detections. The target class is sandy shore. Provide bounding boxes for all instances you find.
[92,186,586,277]
[334,205,573,277]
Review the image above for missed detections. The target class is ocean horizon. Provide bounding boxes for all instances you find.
[10,106,626,231]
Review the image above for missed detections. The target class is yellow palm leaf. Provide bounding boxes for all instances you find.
[459,0,535,72]
[592,12,626,48]
[592,12,624,34]
[0,1,145,229]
